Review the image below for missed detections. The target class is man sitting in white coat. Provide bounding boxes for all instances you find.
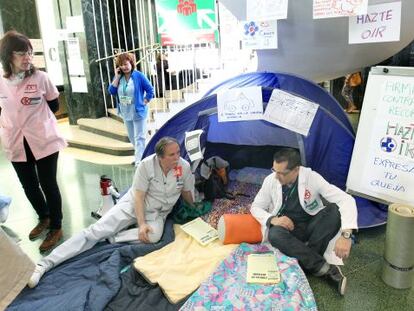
[28,136,194,288]
[251,148,357,296]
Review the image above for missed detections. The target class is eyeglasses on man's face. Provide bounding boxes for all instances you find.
[13,51,34,57]
[271,167,292,176]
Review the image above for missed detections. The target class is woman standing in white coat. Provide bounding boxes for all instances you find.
[0,31,67,252]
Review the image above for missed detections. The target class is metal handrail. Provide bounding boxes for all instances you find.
[94,43,161,63]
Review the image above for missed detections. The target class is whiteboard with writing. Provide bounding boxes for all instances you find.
[347,66,414,206]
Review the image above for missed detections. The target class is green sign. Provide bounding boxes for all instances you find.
[155,0,217,44]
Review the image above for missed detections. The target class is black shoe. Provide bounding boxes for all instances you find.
[326,265,347,295]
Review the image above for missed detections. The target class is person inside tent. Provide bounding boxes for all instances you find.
[28,136,195,288]
[251,147,358,296]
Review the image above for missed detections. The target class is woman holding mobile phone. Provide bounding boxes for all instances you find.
[108,53,154,166]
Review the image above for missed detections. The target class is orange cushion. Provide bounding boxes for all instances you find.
[218,214,262,245]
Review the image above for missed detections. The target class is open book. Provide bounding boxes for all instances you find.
[246,253,281,284]
[180,217,218,246]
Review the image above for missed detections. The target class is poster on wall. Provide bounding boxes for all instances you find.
[219,2,241,63]
[349,1,401,44]
[70,76,88,93]
[66,38,82,59]
[246,0,288,21]
[155,0,217,45]
[241,20,277,50]
[263,89,319,136]
[313,0,368,19]
[67,59,85,76]
[66,16,85,33]
[217,86,263,122]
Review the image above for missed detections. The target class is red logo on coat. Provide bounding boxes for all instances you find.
[304,189,311,200]
[174,166,183,178]
[25,84,37,93]
[21,97,31,105]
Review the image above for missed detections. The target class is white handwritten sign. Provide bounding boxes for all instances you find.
[247,0,288,21]
[70,76,88,93]
[66,15,85,33]
[217,86,263,122]
[359,75,414,204]
[241,20,278,50]
[67,37,81,60]
[185,129,203,162]
[349,2,401,44]
[263,89,319,136]
[313,0,368,19]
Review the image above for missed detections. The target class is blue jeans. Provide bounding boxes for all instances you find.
[124,118,147,164]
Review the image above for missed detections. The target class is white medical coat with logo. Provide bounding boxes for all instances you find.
[251,166,358,265]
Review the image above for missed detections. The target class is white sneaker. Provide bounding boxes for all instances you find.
[27,264,47,288]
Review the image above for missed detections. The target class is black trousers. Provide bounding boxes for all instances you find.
[268,203,341,274]
[11,138,62,229]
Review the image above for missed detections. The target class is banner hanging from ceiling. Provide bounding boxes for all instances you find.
[155,0,218,46]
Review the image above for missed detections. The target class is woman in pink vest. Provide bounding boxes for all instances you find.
[0,31,67,252]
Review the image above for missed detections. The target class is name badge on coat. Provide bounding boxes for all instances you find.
[119,95,132,105]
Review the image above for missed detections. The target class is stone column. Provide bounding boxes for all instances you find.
[57,0,113,124]
[0,0,40,38]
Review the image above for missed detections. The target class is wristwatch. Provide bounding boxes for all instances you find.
[341,231,352,239]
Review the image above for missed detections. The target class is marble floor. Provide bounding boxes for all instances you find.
[1,113,413,311]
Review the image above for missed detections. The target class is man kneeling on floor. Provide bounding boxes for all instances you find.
[251,148,357,296]
[28,136,194,288]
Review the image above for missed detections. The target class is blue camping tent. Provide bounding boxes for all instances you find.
[143,72,387,228]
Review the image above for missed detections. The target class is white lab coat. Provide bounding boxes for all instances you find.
[251,166,358,265]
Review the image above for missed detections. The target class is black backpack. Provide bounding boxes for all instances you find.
[203,169,228,201]
[195,157,235,202]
